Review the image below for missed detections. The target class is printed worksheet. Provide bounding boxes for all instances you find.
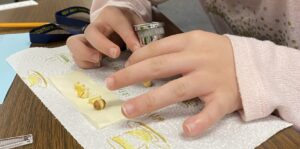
[7,46,291,149]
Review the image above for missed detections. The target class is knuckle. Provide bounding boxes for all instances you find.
[84,24,96,37]
[148,55,168,75]
[189,30,204,38]
[66,36,77,46]
[187,30,206,42]
[172,80,188,99]
[67,38,96,60]
[67,43,75,53]
[66,36,82,52]
[101,7,123,25]
[144,93,158,111]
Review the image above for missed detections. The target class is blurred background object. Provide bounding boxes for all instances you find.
[0,0,38,11]
[158,0,215,32]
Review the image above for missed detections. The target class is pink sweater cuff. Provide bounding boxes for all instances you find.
[226,34,276,121]
[90,0,152,22]
[226,34,300,130]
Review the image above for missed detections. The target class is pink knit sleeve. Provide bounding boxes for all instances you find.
[90,0,152,22]
[226,34,300,130]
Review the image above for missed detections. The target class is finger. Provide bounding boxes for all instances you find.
[183,99,227,137]
[67,35,102,64]
[125,33,188,66]
[106,52,196,90]
[108,8,141,51]
[73,58,101,69]
[84,23,121,58]
[121,73,205,118]
[111,21,140,52]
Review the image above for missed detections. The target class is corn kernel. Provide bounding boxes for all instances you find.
[93,99,106,110]
[143,81,153,88]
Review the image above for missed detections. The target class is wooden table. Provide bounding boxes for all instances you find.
[0,0,299,148]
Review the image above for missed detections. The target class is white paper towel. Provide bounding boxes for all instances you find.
[7,46,292,149]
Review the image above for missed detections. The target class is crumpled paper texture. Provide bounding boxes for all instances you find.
[7,46,291,149]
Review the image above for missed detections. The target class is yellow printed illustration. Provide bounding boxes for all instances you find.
[49,71,125,128]
[108,121,170,149]
[74,82,89,98]
[46,53,72,64]
[57,53,71,63]
[25,70,48,87]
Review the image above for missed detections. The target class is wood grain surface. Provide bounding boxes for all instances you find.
[0,0,300,148]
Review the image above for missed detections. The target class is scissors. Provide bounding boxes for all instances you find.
[30,6,90,44]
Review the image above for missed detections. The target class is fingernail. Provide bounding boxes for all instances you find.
[92,54,99,63]
[105,77,114,89]
[122,103,135,117]
[184,123,196,136]
[110,48,118,58]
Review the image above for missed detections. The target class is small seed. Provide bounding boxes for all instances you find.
[143,81,153,87]
[93,99,106,110]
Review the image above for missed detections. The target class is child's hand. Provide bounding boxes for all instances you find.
[67,6,143,68]
[105,30,242,137]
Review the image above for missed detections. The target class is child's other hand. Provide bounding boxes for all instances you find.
[67,6,143,68]
[105,30,242,137]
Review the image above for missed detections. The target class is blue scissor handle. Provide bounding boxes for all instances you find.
[30,6,90,44]
[55,6,90,27]
[30,23,72,44]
